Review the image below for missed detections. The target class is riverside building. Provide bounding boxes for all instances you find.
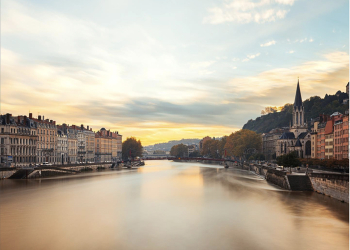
[30,113,57,164]
[57,130,68,164]
[0,114,38,167]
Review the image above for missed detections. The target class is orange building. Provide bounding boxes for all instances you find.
[334,114,349,160]
[324,120,334,159]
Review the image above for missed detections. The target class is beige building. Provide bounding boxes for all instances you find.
[95,128,112,162]
[57,130,68,164]
[0,114,38,167]
[67,132,77,164]
[262,128,288,160]
[31,113,57,164]
[84,126,95,163]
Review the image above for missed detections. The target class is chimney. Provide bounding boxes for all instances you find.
[81,124,84,130]
[29,113,32,119]
[53,121,56,125]
[87,125,89,130]
[38,115,41,121]
[43,116,45,120]
[6,113,11,124]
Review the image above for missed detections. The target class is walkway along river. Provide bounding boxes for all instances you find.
[0,160,348,250]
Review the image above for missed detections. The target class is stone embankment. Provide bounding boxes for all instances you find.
[1,162,125,180]
[242,162,348,202]
[309,173,349,203]
[174,159,349,203]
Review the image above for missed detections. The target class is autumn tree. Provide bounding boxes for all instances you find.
[224,129,262,160]
[122,137,143,160]
[170,144,188,157]
[202,137,228,159]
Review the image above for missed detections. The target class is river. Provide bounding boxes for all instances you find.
[0,160,348,250]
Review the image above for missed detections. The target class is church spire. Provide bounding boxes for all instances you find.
[294,78,303,108]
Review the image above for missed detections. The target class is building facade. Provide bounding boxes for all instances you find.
[57,130,68,164]
[31,114,57,164]
[262,128,288,160]
[0,114,38,167]
[95,128,112,162]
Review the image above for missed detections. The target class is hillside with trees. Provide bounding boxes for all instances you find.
[243,91,349,134]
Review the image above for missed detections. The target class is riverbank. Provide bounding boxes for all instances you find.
[0,161,144,180]
[173,159,349,203]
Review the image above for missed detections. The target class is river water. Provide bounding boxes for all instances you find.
[0,160,348,250]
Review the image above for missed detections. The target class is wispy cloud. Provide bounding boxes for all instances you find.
[204,0,294,24]
[242,53,261,62]
[287,50,295,53]
[260,40,276,47]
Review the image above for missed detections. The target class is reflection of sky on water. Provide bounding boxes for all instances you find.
[0,160,348,250]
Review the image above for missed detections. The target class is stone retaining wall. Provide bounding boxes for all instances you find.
[309,173,349,203]
[0,170,16,179]
[265,168,290,190]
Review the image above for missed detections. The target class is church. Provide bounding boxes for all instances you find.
[276,80,312,158]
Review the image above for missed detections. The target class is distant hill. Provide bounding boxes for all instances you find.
[144,138,200,152]
[243,91,349,134]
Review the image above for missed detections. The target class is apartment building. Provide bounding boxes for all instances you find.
[31,113,57,164]
[0,114,38,167]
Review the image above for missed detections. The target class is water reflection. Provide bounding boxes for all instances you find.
[0,160,348,250]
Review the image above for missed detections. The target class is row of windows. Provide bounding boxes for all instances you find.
[39,129,56,135]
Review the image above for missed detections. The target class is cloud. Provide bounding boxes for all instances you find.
[242,53,261,62]
[287,50,295,53]
[227,51,349,97]
[204,0,294,24]
[260,40,276,47]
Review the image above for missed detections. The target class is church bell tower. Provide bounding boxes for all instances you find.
[292,79,305,128]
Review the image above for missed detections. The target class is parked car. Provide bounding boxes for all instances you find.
[42,162,52,166]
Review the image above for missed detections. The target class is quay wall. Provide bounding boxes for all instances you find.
[2,163,122,179]
[0,170,16,179]
[171,159,348,202]
[309,173,349,203]
[265,168,290,190]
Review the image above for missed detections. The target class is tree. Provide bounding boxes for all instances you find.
[122,137,143,160]
[189,150,201,157]
[224,129,262,160]
[248,153,265,161]
[276,151,300,173]
[170,144,188,157]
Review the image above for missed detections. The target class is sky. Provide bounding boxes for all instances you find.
[1,0,349,145]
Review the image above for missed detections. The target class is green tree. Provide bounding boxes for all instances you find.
[189,150,201,157]
[122,137,143,160]
[276,151,300,172]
